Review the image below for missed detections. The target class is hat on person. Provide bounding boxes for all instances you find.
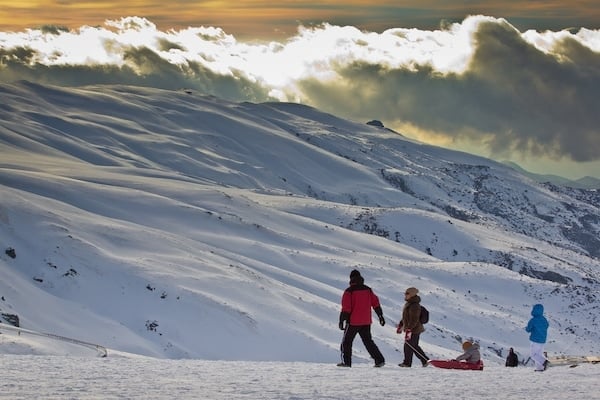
[462,341,473,351]
[405,287,419,297]
[349,269,363,284]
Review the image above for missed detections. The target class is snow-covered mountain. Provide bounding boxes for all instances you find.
[502,161,600,190]
[1,81,598,365]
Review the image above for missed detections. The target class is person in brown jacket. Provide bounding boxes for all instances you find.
[396,287,429,367]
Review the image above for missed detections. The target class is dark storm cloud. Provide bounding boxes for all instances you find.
[0,45,274,103]
[467,20,600,162]
[298,19,600,163]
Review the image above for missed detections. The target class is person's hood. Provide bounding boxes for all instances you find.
[407,294,421,304]
[531,304,544,317]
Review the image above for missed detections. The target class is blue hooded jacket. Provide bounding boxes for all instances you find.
[525,304,549,343]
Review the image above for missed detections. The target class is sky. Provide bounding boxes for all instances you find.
[0,1,599,179]
[1,81,600,399]
[1,1,599,39]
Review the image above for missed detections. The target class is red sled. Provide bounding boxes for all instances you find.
[429,360,484,370]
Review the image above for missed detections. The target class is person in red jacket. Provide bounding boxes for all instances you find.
[337,269,386,367]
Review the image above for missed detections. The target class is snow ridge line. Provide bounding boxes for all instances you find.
[0,323,108,357]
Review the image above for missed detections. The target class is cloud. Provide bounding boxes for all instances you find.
[293,18,600,163]
[0,15,599,168]
[0,18,274,102]
[466,20,600,161]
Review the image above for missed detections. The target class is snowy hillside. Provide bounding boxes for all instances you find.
[1,81,599,365]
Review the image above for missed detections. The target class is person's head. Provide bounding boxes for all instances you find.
[509,347,514,353]
[349,269,362,284]
[404,287,418,299]
[531,304,544,317]
[462,341,473,351]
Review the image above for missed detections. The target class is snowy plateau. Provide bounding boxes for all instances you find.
[0,81,599,399]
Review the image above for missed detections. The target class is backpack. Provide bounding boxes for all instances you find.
[419,305,429,324]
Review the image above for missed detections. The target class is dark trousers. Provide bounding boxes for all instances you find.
[340,324,385,366]
[403,332,429,366]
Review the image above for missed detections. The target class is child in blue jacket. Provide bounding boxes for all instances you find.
[525,304,549,371]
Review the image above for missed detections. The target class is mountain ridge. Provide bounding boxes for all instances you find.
[501,161,600,190]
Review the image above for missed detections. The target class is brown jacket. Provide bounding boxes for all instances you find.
[401,295,425,334]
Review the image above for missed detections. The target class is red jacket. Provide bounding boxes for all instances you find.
[340,281,383,326]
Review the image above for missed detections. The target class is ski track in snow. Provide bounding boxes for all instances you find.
[0,354,599,400]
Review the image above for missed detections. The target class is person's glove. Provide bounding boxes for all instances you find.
[378,315,385,326]
[404,329,412,341]
[396,322,403,334]
[339,321,345,330]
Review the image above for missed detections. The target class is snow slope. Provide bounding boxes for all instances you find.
[1,82,599,370]
[1,353,599,400]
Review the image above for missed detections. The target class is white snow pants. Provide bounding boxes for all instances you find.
[530,341,546,371]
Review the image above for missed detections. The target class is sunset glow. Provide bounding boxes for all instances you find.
[1,1,598,39]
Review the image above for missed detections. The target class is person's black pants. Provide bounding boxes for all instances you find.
[340,324,384,366]
[403,332,429,366]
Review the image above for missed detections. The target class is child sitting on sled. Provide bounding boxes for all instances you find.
[454,340,481,364]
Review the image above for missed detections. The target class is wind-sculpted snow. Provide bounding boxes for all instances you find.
[0,81,599,364]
